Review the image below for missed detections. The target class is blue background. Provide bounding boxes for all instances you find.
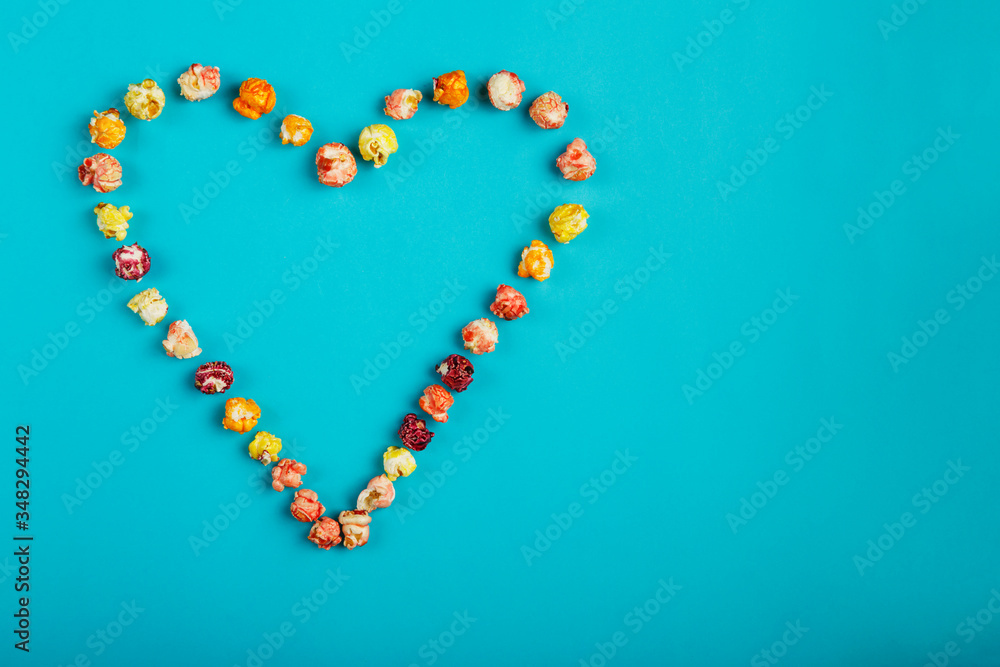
[2,0,999,665]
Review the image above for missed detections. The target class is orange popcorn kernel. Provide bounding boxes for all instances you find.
[432,70,469,109]
[233,78,276,119]
[222,397,261,434]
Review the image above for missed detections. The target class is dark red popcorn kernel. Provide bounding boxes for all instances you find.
[435,354,474,392]
[398,413,433,451]
[194,361,234,395]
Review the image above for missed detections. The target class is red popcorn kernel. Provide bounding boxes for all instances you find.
[194,361,234,395]
[290,489,325,522]
[315,142,357,187]
[112,243,150,281]
[419,385,454,423]
[557,138,596,181]
[435,354,474,392]
[398,413,434,451]
[529,91,568,129]
[308,516,342,550]
[78,153,122,193]
[462,318,498,355]
[271,458,307,492]
[490,284,530,321]
[338,510,371,550]
[357,475,395,512]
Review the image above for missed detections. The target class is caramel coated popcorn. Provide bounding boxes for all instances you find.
[462,318,499,355]
[223,397,260,434]
[517,240,554,281]
[280,114,313,146]
[432,70,469,109]
[233,78,276,119]
[93,202,131,241]
[124,79,165,120]
[89,109,125,149]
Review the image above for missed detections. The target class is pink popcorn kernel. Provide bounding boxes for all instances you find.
[357,475,395,512]
[338,510,371,550]
[194,361,234,395]
[435,354,474,393]
[308,516,342,550]
[557,138,596,181]
[462,318,498,355]
[315,142,357,188]
[398,413,433,452]
[487,70,526,111]
[528,91,568,129]
[490,284,529,321]
[291,489,325,523]
[79,153,122,193]
[272,458,307,492]
[112,243,150,281]
[383,88,422,120]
